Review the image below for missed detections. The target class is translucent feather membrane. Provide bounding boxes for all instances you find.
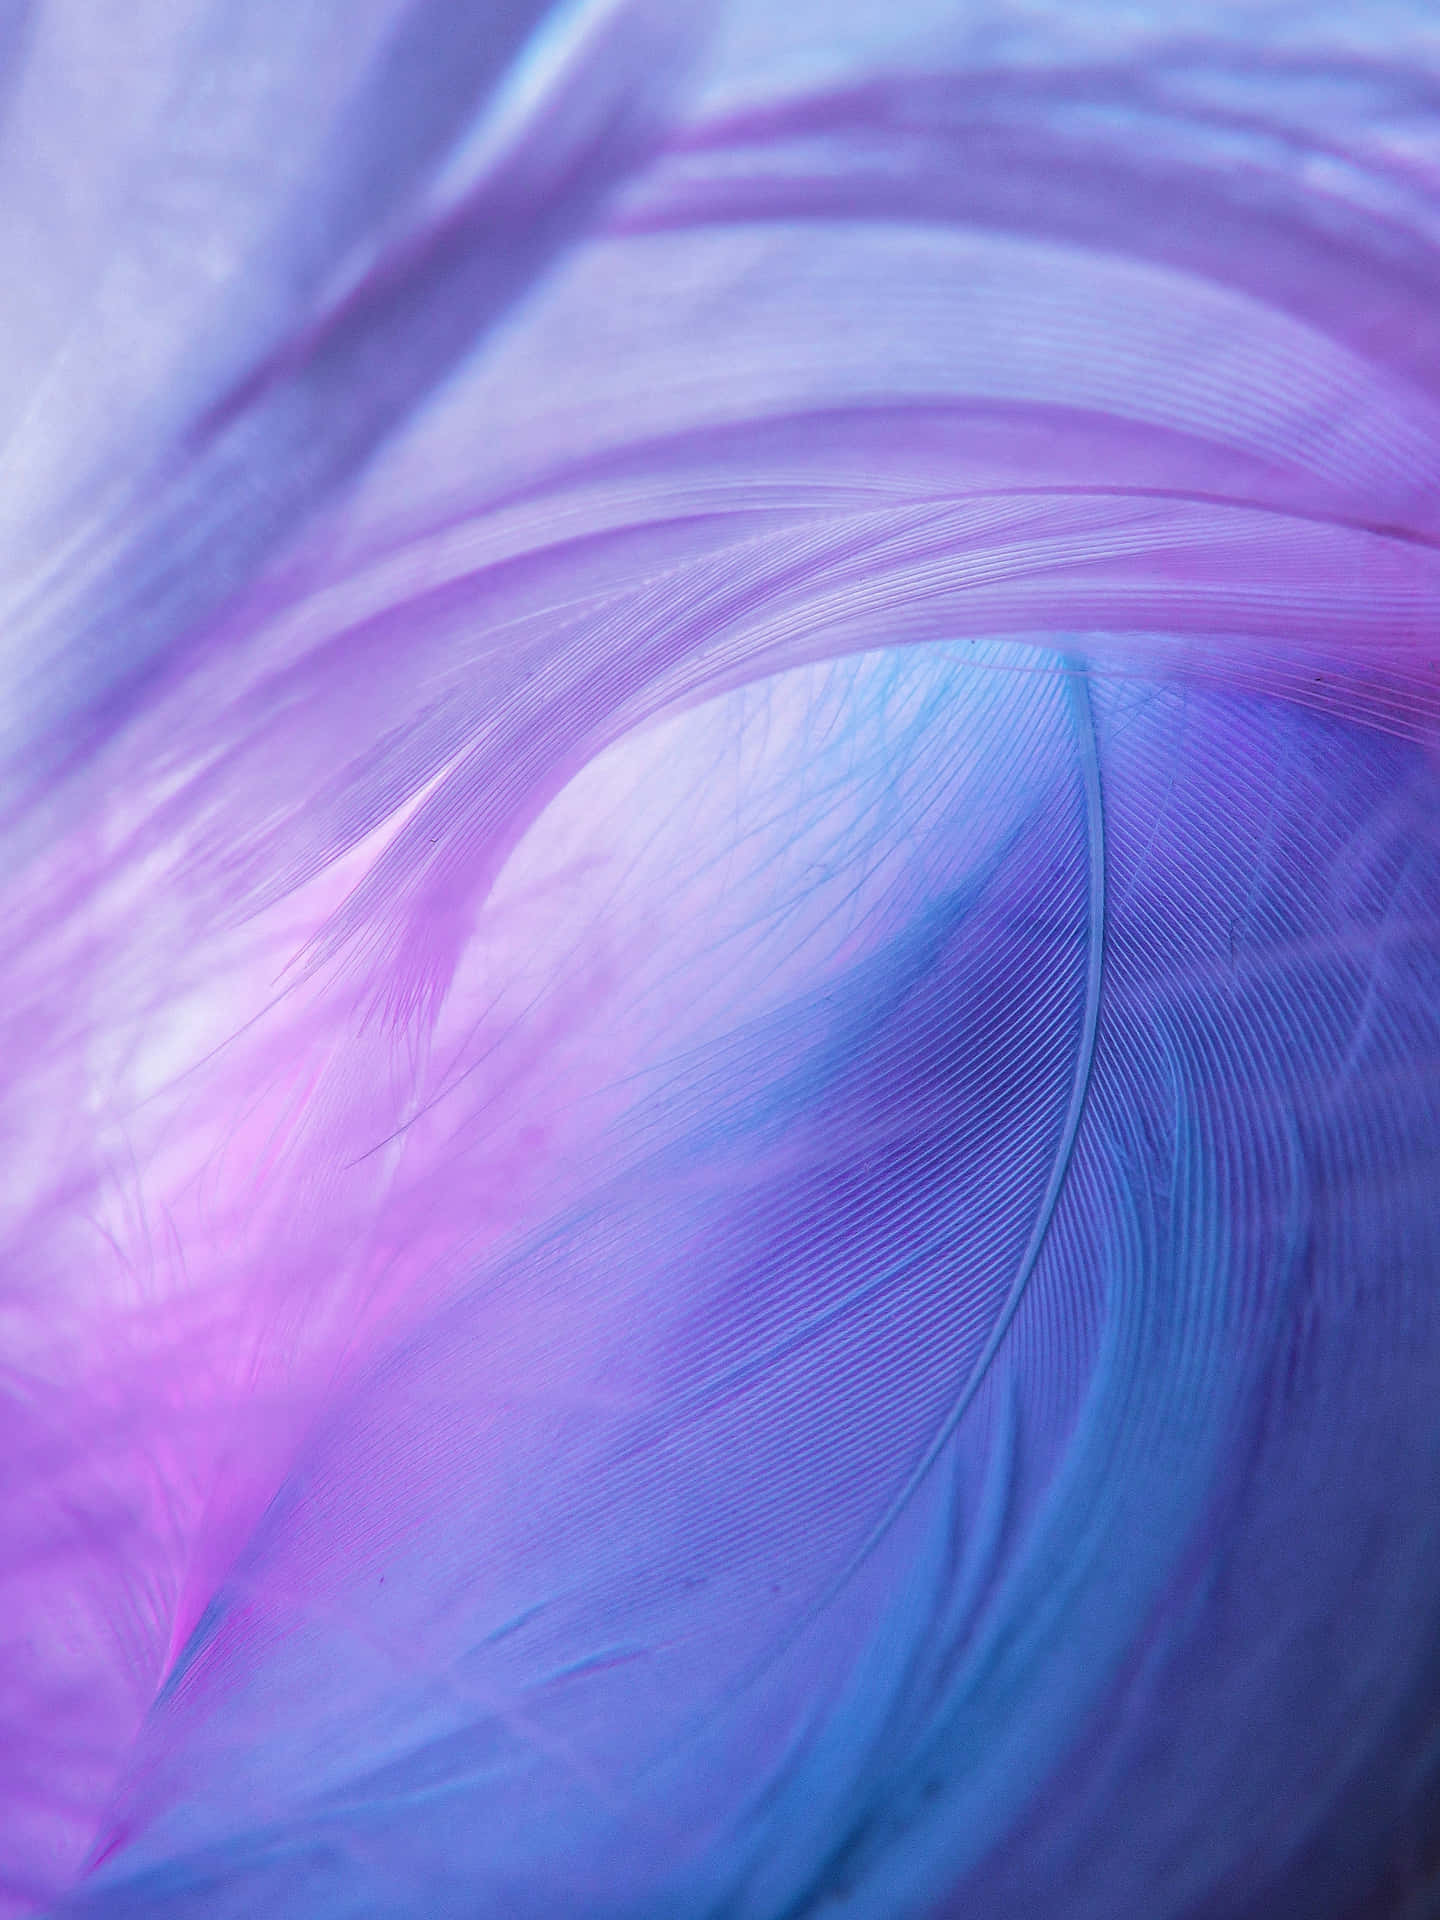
[1,3,1439,1917]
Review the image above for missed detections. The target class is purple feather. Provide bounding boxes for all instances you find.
[0,4,1438,1916]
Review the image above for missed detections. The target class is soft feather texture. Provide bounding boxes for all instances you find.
[1,3,1439,1916]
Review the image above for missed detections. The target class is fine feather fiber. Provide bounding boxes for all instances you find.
[2,1,1440,1914]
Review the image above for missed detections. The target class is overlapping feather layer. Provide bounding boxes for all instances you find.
[0,4,1437,1916]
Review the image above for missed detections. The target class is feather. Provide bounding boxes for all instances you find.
[0,4,1438,1918]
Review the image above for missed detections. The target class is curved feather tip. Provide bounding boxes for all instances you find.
[1,3,1439,1916]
